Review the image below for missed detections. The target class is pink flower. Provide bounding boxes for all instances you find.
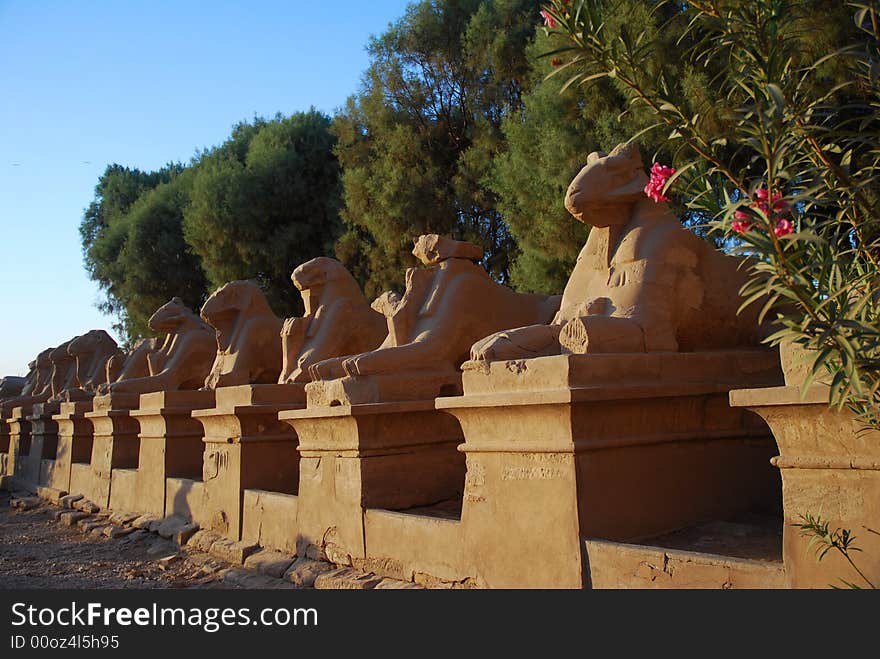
[774,217,794,237]
[644,180,667,203]
[754,188,790,214]
[734,186,795,238]
[540,10,556,28]
[644,162,676,203]
[651,162,676,179]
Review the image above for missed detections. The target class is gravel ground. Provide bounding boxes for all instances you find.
[0,490,232,589]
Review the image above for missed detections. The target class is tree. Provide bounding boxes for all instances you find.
[80,163,206,340]
[113,170,210,338]
[490,23,661,294]
[183,110,342,317]
[333,0,541,299]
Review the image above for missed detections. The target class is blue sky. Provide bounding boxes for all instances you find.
[0,0,412,375]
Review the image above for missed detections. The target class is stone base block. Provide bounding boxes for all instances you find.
[109,468,139,514]
[283,558,334,588]
[59,511,89,527]
[165,477,208,528]
[584,539,786,589]
[60,494,83,508]
[361,508,466,583]
[73,498,101,514]
[11,496,41,510]
[186,529,222,554]
[157,515,199,545]
[209,537,259,565]
[36,486,67,503]
[68,463,93,501]
[241,489,298,554]
[243,549,296,578]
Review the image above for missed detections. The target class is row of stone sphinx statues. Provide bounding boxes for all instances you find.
[0,143,785,588]
[2,142,768,410]
[1,243,548,408]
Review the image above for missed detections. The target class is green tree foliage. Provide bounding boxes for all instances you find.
[490,24,657,294]
[184,110,342,317]
[115,170,210,338]
[80,163,206,340]
[333,0,541,299]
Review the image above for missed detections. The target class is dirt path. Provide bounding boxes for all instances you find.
[0,490,235,589]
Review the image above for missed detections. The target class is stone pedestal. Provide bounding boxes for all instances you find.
[279,373,466,564]
[51,401,94,494]
[8,406,33,486]
[730,384,880,589]
[192,384,304,541]
[0,409,12,476]
[26,402,62,488]
[434,350,783,588]
[82,393,141,507]
[127,390,216,516]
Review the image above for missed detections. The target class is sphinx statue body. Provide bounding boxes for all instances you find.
[0,348,55,412]
[61,330,124,400]
[47,339,80,400]
[470,143,764,364]
[1,330,121,413]
[104,297,216,394]
[0,376,27,400]
[308,234,559,402]
[200,281,283,389]
[279,257,387,384]
[104,337,156,387]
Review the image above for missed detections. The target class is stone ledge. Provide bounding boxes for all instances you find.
[729,384,829,408]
